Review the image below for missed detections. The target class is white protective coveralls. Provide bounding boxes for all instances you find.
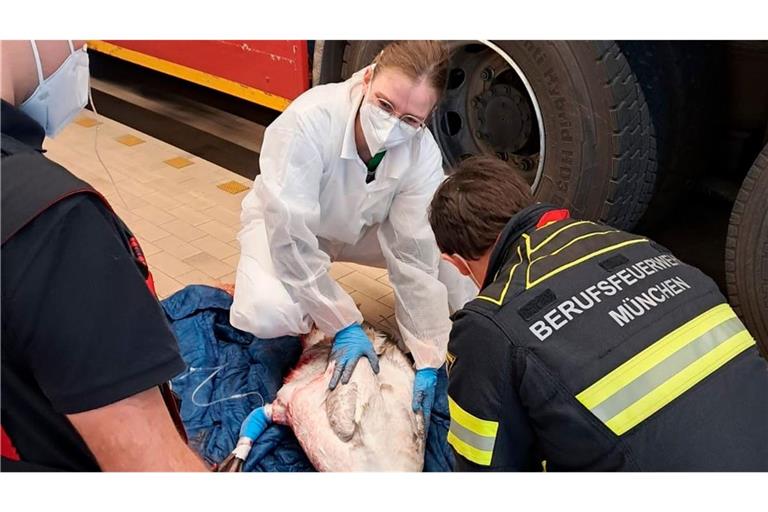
[230,67,477,369]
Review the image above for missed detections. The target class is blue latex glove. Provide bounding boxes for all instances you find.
[239,405,272,441]
[412,368,438,431]
[328,323,380,390]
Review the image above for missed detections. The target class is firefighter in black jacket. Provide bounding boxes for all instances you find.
[1,40,206,471]
[429,156,768,471]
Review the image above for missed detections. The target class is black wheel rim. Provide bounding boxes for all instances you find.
[431,41,545,190]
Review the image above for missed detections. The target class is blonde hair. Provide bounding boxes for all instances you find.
[372,41,450,97]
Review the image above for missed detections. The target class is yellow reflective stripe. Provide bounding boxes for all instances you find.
[523,232,533,259]
[447,431,493,466]
[87,40,292,111]
[577,304,734,409]
[529,220,595,255]
[607,329,755,435]
[533,229,621,262]
[526,238,648,289]
[476,246,523,306]
[448,397,499,438]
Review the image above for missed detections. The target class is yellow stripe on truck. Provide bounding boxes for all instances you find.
[87,40,292,112]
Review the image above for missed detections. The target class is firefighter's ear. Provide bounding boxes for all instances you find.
[441,253,472,277]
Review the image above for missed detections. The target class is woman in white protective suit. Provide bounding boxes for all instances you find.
[230,40,477,428]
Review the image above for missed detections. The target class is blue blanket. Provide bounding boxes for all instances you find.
[163,285,454,472]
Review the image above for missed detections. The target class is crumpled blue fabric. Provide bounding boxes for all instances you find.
[164,285,310,471]
[424,366,454,471]
[163,284,454,472]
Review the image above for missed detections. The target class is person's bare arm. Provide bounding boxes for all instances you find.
[67,387,208,471]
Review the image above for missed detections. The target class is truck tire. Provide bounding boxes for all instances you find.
[337,40,657,230]
[725,143,768,357]
[620,42,726,228]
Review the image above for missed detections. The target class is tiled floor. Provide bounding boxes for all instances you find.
[44,112,396,330]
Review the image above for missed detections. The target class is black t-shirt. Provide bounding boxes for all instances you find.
[1,191,186,471]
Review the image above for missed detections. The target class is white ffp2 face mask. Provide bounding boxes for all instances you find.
[19,40,91,138]
[359,95,419,155]
[452,254,483,289]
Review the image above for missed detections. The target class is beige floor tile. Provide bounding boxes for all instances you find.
[202,170,229,182]
[162,191,204,208]
[159,218,207,243]
[328,262,355,280]
[147,170,199,187]
[350,291,395,326]
[137,238,162,257]
[128,218,171,242]
[339,272,392,300]
[171,166,219,184]
[151,269,183,299]
[86,175,120,195]
[133,204,177,225]
[116,179,155,199]
[339,282,355,293]
[154,235,203,260]
[201,205,241,226]
[43,117,258,293]
[176,269,220,288]
[345,263,388,280]
[223,254,241,268]
[377,274,392,287]
[197,220,238,243]
[143,191,184,211]
[168,205,214,227]
[115,190,151,210]
[209,189,249,208]
[219,271,237,284]
[161,185,205,204]
[184,191,219,211]
[172,191,207,207]
[152,175,201,193]
[184,252,233,279]
[132,170,166,185]
[190,235,239,260]
[149,251,195,278]
[378,292,395,309]
[99,169,131,184]
[111,206,140,226]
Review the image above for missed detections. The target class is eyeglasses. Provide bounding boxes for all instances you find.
[372,95,430,130]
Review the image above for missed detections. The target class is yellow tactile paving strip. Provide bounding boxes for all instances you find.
[164,156,194,169]
[217,180,250,195]
[74,116,101,128]
[115,134,145,146]
[44,113,396,332]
